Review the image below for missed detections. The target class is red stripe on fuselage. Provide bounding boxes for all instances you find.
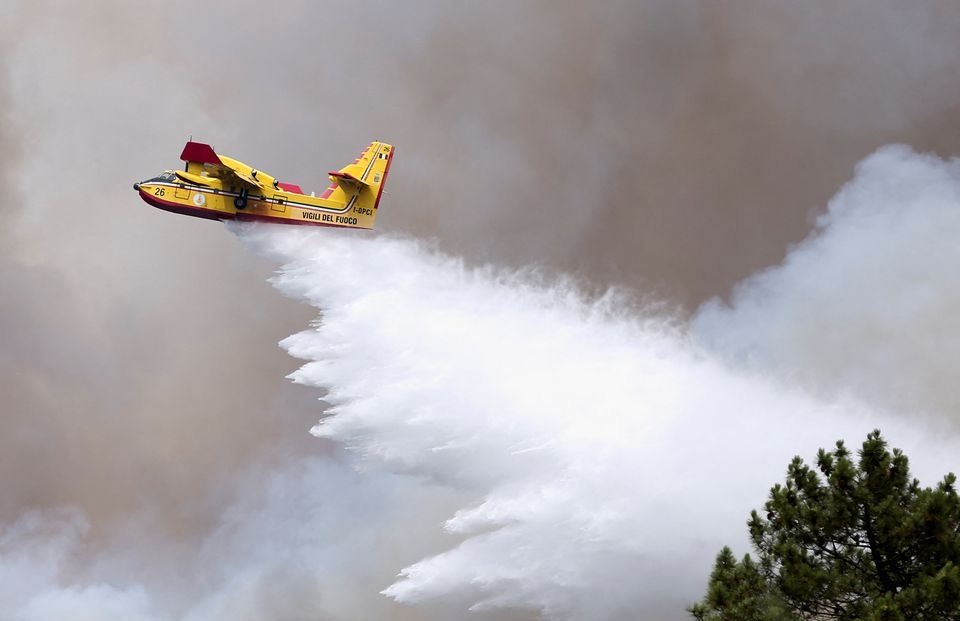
[137,189,369,229]
[232,211,370,229]
[139,189,230,221]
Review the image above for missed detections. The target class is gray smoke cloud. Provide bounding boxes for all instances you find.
[694,145,960,424]
[2,1,960,619]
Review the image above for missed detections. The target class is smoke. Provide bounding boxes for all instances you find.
[7,141,960,618]
[3,1,960,620]
[0,461,471,621]
[694,145,960,422]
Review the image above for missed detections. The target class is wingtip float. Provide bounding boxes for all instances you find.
[134,140,394,229]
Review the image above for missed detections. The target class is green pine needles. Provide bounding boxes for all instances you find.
[690,430,960,621]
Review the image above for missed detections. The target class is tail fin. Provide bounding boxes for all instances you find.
[323,141,394,228]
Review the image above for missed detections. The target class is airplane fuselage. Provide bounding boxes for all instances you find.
[135,172,375,229]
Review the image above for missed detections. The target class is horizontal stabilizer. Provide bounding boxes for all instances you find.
[276,182,303,194]
[328,168,370,188]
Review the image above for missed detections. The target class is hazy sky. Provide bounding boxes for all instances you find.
[2,2,960,619]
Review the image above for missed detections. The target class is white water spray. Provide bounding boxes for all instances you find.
[235,145,960,618]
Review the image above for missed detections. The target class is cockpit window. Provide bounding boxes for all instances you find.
[147,172,177,183]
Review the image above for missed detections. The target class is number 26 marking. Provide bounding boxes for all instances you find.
[153,187,165,197]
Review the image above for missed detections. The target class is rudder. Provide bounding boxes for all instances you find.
[326,141,394,229]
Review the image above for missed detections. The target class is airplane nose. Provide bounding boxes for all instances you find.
[133,183,140,191]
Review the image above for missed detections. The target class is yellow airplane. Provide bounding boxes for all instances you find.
[134,140,394,229]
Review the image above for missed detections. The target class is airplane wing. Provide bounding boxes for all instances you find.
[180,141,272,191]
[174,170,216,187]
[219,158,266,189]
[327,142,387,191]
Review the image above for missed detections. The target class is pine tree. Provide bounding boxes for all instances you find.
[688,547,796,621]
[690,430,960,620]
